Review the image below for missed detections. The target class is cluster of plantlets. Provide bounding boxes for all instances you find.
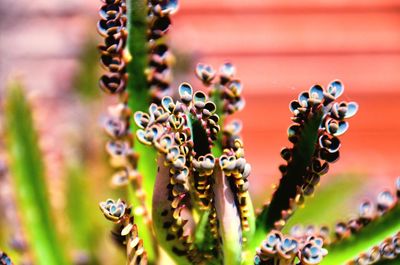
[99,199,147,264]
[0,0,398,265]
[96,0,400,265]
[254,179,400,265]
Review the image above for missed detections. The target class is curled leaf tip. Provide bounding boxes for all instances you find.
[255,230,327,265]
[99,198,128,222]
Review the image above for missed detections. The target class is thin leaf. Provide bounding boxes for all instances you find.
[65,162,101,264]
[126,185,157,262]
[257,110,323,230]
[257,81,358,232]
[152,156,192,265]
[190,117,211,157]
[322,205,400,264]
[4,82,68,265]
[375,256,400,265]
[213,166,242,265]
[283,174,363,229]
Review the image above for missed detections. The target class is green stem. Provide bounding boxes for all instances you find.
[126,0,158,261]
[126,0,157,209]
[126,0,149,97]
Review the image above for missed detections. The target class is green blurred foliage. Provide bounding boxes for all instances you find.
[284,174,363,229]
[4,82,69,264]
[73,37,101,100]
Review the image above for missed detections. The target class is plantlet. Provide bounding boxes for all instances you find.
[0,251,13,265]
[96,0,400,265]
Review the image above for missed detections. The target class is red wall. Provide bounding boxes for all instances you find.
[171,0,400,194]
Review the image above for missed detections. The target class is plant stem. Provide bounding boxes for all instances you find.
[125,0,158,261]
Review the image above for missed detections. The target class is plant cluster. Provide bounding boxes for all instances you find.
[0,0,399,265]
[95,1,400,265]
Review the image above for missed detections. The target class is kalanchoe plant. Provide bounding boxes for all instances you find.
[96,0,400,265]
[99,199,147,264]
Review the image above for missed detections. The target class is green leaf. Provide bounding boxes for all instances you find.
[194,211,217,256]
[283,174,363,229]
[65,162,101,264]
[4,82,69,265]
[247,110,324,261]
[322,205,400,265]
[190,117,212,157]
[210,88,224,158]
[375,256,400,265]
[213,167,242,265]
[152,156,192,265]
[257,110,323,231]
[241,192,256,245]
[126,184,157,262]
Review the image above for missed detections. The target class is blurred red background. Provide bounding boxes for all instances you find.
[170,0,400,196]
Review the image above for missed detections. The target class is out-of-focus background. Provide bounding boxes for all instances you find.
[0,0,399,263]
[1,0,399,192]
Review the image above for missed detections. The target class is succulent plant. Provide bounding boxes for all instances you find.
[96,1,400,265]
[0,1,398,265]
